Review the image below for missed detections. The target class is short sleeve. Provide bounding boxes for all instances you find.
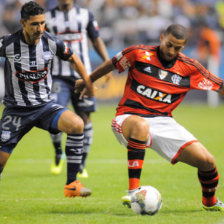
[112,46,138,73]
[189,59,223,91]
[55,38,73,61]
[87,11,99,40]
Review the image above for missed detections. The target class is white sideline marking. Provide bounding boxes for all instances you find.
[10,158,166,164]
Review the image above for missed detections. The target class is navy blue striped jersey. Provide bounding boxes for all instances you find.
[45,5,99,80]
[0,30,73,107]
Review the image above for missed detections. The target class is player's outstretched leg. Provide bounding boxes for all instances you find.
[177,142,224,212]
[64,134,91,197]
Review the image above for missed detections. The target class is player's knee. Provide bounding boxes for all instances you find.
[130,119,149,140]
[200,154,216,171]
[67,116,84,134]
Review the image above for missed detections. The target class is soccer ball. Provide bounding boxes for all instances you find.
[130,186,162,215]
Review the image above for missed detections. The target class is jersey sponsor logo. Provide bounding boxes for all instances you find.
[1,130,11,142]
[198,78,213,90]
[15,68,48,83]
[136,84,172,103]
[58,32,83,42]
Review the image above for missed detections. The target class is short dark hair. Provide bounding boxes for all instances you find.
[21,1,44,21]
[164,24,188,41]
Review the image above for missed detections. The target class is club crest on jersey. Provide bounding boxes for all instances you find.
[198,78,213,90]
[171,74,182,85]
[159,70,168,80]
[15,68,48,83]
[1,130,11,142]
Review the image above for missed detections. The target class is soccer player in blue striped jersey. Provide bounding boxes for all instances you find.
[45,0,111,177]
[0,1,94,198]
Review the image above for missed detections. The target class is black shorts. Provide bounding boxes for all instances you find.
[0,101,68,154]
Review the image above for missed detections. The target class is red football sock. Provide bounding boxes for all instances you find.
[127,138,146,190]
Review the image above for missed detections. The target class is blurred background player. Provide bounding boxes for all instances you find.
[0,1,94,198]
[45,0,111,177]
[75,24,224,211]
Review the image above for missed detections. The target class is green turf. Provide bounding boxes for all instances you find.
[0,103,224,224]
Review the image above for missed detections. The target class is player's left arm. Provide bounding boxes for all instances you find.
[68,53,94,97]
[188,59,224,95]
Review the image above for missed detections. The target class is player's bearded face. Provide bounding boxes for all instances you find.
[21,14,45,45]
[159,33,185,62]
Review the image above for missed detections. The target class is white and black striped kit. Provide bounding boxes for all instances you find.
[45,5,99,79]
[0,30,72,107]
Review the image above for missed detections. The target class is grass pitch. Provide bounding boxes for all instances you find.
[0,103,224,224]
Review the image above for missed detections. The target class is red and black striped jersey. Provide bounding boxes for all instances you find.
[112,45,224,117]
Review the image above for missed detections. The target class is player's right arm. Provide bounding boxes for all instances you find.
[75,59,114,95]
[75,46,138,93]
[90,45,138,82]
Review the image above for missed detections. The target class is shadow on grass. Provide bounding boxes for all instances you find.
[49,206,203,216]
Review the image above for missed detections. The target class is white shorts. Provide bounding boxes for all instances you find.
[111,115,198,164]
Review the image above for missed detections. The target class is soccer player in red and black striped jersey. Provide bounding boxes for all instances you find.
[75,24,224,211]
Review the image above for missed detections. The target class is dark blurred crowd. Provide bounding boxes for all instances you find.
[0,0,223,61]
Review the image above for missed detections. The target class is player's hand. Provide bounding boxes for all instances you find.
[74,79,85,94]
[75,79,96,99]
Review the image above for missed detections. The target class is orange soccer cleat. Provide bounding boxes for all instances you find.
[64,180,92,197]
